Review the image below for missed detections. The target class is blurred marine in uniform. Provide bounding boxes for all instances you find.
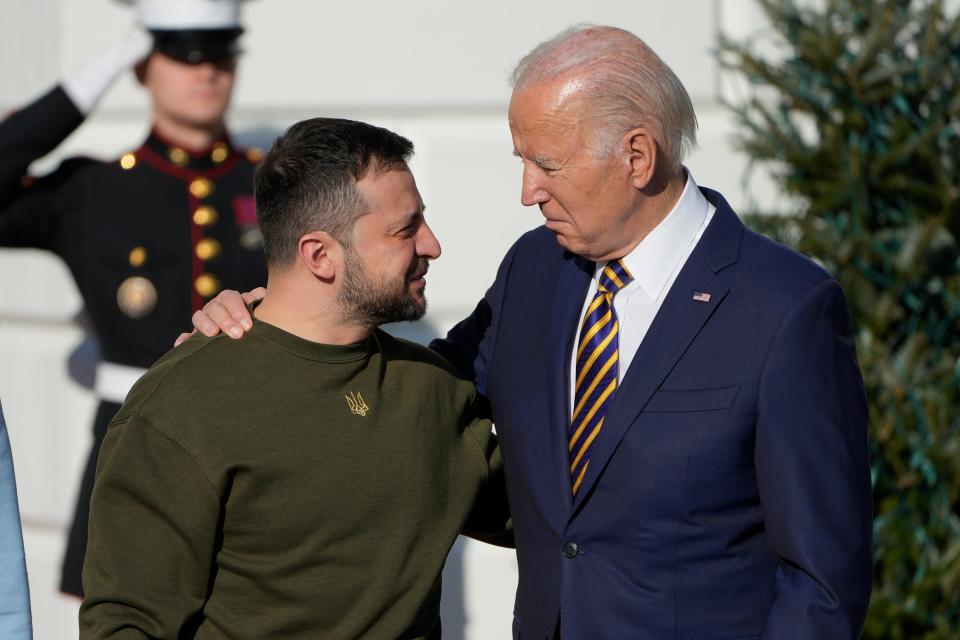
[0,0,266,596]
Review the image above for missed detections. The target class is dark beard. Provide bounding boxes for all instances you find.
[339,250,429,327]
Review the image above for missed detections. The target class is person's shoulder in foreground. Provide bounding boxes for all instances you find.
[0,402,33,640]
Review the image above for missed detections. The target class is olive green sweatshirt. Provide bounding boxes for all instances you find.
[79,320,508,639]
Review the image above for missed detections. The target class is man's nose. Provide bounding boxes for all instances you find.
[416,222,442,260]
[520,165,550,207]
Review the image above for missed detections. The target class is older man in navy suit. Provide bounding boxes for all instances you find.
[190,24,873,640]
[433,25,872,639]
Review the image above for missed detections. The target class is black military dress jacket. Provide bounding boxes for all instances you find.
[0,86,267,369]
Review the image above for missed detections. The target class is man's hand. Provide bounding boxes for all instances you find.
[173,287,266,347]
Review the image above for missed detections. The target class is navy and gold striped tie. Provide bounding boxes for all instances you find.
[570,259,633,496]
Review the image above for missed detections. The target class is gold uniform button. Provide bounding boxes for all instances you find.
[195,238,222,261]
[246,148,264,163]
[189,177,214,199]
[128,246,148,267]
[169,147,189,166]
[193,205,218,226]
[211,142,229,164]
[119,153,137,170]
[195,273,221,298]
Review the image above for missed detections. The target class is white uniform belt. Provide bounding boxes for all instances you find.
[95,361,148,404]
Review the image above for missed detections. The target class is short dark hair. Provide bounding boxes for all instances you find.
[254,118,414,266]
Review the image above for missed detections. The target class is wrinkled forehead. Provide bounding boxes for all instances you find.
[509,81,600,158]
[509,73,592,128]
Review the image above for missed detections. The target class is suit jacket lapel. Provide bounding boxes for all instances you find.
[570,194,743,512]
[546,252,593,512]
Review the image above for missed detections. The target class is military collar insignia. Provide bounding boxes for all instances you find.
[140,129,237,173]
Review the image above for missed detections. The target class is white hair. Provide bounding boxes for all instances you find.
[511,24,698,171]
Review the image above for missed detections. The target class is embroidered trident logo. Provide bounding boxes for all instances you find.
[345,392,369,416]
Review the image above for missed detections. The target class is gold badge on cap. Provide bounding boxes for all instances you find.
[189,177,214,199]
[120,153,137,170]
[117,276,158,319]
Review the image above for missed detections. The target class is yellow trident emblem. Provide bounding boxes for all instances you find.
[345,392,369,417]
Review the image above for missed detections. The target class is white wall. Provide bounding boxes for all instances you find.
[0,1,774,637]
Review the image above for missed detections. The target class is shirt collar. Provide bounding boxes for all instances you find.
[602,170,710,299]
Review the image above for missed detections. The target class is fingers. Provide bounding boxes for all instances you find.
[240,287,267,305]
[217,289,256,333]
[192,303,232,337]
[180,284,262,344]
[174,330,195,347]
[189,289,258,339]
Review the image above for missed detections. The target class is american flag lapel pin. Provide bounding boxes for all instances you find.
[692,291,712,302]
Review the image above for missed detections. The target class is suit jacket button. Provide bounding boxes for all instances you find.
[562,542,579,559]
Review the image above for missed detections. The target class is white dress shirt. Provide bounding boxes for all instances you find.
[569,171,716,415]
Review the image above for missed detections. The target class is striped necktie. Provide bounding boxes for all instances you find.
[570,259,633,496]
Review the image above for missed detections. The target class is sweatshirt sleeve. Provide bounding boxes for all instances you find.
[79,413,223,639]
[461,398,514,548]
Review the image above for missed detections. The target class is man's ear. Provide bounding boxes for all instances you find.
[625,127,657,190]
[134,56,151,86]
[298,231,337,280]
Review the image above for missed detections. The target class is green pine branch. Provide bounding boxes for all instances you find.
[720,1,960,636]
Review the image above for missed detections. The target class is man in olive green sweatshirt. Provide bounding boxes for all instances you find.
[79,118,509,639]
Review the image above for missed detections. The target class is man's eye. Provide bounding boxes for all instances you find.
[519,156,556,173]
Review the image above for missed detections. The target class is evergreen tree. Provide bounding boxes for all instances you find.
[719,1,960,637]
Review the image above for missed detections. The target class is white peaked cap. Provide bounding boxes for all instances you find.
[117,0,245,30]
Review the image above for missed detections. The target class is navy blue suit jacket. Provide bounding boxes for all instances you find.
[433,188,873,639]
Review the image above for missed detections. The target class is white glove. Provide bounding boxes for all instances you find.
[62,27,153,115]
